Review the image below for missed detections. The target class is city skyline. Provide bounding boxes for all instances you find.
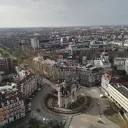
[0,0,128,27]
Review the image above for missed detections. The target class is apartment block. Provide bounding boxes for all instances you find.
[0,83,25,126]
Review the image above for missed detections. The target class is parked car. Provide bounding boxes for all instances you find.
[97,102,100,106]
[100,94,104,98]
[37,108,41,112]
[105,105,110,108]
[29,98,32,100]
[38,88,41,91]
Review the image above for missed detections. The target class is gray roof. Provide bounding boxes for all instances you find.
[111,83,128,99]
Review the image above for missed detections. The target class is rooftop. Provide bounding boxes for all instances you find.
[110,75,128,86]
[44,59,56,66]
[111,83,128,99]
[0,83,17,94]
[85,64,93,68]
[104,73,112,80]
[114,57,127,60]
[18,73,34,84]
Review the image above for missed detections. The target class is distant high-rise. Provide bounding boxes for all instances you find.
[0,57,18,72]
[60,37,68,44]
[31,38,40,50]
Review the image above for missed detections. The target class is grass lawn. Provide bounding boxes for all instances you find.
[0,48,14,57]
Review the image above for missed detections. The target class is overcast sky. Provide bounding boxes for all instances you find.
[0,0,128,27]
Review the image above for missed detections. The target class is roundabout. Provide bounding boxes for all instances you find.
[42,88,93,115]
[31,85,120,128]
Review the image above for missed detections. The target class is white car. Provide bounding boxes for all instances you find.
[29,98,32,100]
[97,102,100,106]
[105,105,110,108]
[100,94,104,98]
[38,88,41,91]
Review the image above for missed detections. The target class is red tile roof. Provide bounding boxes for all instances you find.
[104,73,112,80]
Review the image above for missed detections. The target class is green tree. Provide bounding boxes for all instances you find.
[2,52,9,58]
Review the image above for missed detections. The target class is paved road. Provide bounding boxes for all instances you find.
[69,87,120,128]
[3,114,30,128]
[41,78,58,89]
[31,86,71,125]
[4,83,121,128]
[31,78,120,128]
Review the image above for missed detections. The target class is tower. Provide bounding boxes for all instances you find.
[57,85,63,107]
[31,38,40,50]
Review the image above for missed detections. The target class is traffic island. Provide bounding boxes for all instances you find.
[43,93,92,115]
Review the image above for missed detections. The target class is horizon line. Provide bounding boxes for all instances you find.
[0,24,128,29]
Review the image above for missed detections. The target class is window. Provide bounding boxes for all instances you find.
[15,111,17,114]
[72,91,74,97]
[10,113,13,116]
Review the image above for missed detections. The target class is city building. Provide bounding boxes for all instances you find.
[66,43,90,56]
[101,73,128,119]
[15,66,27,81]
[0,57,18,72]
[0,83,25,126]
[31,38,40,50]
[0,57,8,72]
[60,37,68,44]
[15,66,37,98]
[0,71,19,83]
[125,59,128,74]
[79,64,103,86]
[66,41,112,57]
[94,52,111,68]
[57,81,80,108]
[6,58,18,71]
[89,40,107,48]
[32,55,102,86]
[85,52,111,69]
[114,57,127,70]
[18,71,37,98]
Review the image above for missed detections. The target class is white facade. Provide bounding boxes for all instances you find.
[15,66,27,81]
[109,41,122,46]
[0,99,25,126]
[60,37,68,44]
[101,74,128,118]
[94,59,103,68]
[19,75,37,98]
[125,59,128,74]
[31,38,40,50]
[109,40,128,47]
[87,52,111,68]
[0,85,25,127]
[114,57,127,70]
[94,52,111,68]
